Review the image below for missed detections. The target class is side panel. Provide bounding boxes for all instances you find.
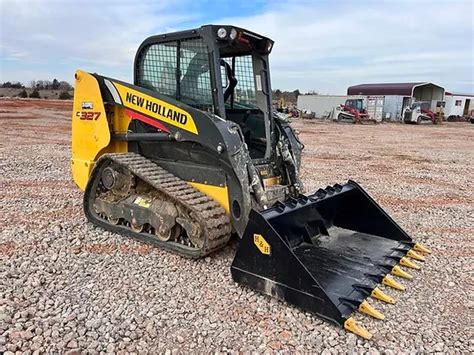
[366,96,384,122]
[71,70,111,190]
[382,95,405,121]
[189,182,230,214]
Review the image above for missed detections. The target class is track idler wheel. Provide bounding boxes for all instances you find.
[130,219,144,233]
[101,166,132,195]
[155,224,181,242]
[108,217,120,225]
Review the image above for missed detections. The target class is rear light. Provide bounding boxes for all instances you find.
[238,36,250,44]
[266,41,273,52]
[229,28,238,40]
[217,28,227,39]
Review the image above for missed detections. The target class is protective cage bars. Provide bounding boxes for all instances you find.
[136,37,214,112]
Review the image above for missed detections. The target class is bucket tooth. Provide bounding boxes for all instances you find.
[391,265,413,280]
[358,300,385,320]
[414,242,432,254]
[407,249,426,262]
[371,287,396,304]
[382,275,406,291]
[344,317,373,340]
[400,256,421,270]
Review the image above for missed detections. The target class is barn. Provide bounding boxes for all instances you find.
[347,82,445,121]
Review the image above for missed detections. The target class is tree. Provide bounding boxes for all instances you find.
[1,81,24,89]
[292,89,301,98]
[18,89,28,98]
[29,89,41,98]
[52,79,60,90]
[59,81,72,91]
[58,91,72,100]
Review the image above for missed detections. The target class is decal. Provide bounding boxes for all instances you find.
[125,109,170,133]
[76,111,101,120]
[254,233,271,255]
[104,79,122,105]
[112,82,198,134]
[255,74,262,91]
[81,102,94,109]
[134,196,152,208]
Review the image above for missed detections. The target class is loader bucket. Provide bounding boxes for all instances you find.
[231,180,427,339]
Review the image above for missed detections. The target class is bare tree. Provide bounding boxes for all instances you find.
[59,81,72,91]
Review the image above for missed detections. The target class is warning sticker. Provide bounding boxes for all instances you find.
[134,196,152,208]
[253,233,271,255]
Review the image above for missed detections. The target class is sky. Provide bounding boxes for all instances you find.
[0,0,473,94]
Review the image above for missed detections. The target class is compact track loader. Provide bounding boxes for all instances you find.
[71,25,431,339]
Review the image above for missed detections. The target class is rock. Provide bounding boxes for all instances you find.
[433,343,444,352]
[85,319,101,329]
[268,341,282,350]
[106,343,115,352]
[279,330,292,341]
[21,330,34,340]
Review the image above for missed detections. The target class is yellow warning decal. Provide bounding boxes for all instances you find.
[254,234,271,255]
[134,196,152,208]
[113,82,198,134]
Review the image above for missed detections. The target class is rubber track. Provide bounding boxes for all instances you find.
[84,153,232,258]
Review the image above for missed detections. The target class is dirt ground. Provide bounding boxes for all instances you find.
[0,98,472,353]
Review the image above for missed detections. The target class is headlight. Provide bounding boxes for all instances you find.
[229,28,238,40]
[217,27,227,39]
[267,42,273,52]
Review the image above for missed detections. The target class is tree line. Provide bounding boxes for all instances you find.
[273,89,301,104]
[1,79,73,91]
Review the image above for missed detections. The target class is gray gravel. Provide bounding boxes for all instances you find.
[0,99,473,353]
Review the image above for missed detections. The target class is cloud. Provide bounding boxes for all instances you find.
[214,0,474,93]
[0,0,472,93]
[0,0,195,82]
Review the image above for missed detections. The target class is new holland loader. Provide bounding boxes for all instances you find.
[71,25,431,339]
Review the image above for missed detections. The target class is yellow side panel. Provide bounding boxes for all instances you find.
[188,182,230,214]
[71,70,112,190]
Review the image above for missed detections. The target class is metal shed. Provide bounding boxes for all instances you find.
[347,82,445,120]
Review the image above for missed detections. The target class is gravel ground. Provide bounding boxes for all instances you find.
[0,98,473,353]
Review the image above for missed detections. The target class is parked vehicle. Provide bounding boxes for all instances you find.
[403,101,438,124]
[336,97,384,123]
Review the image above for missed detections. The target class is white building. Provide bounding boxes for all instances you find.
[444,92,474,119]
[297,95,349,119]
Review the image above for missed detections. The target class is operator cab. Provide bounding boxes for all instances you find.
[345,99,364,112]
[134,25,274,161]
[411,101,430,111]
